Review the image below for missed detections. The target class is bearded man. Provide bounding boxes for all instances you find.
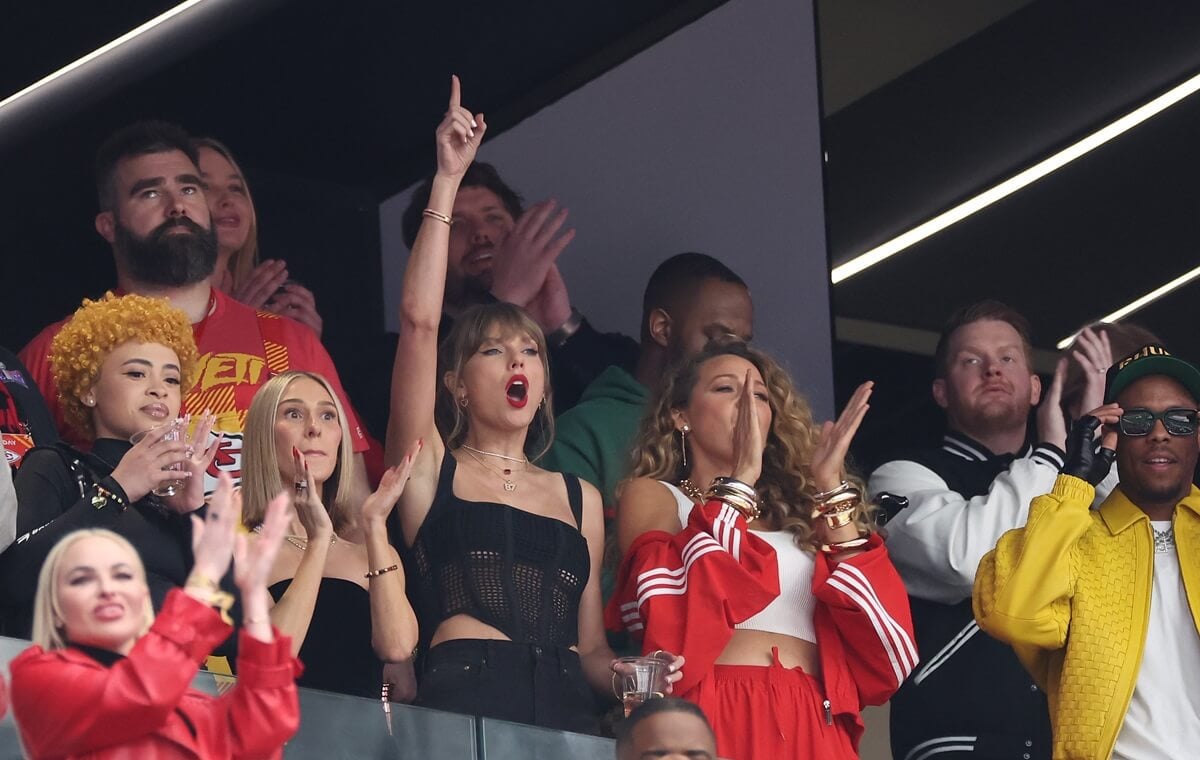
[20,121,368,494]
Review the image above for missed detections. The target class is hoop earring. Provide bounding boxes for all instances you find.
[680,425,690,469]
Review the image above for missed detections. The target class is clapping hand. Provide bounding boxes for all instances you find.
[188,473,242,583]
[436,75,487,179]
[1070,327,1114,419]
[291,447,334,543]
[730,369,767,485]
[232,260,289,310]
[488,201,576,327]
[362,439,422,526]
[810,381,873,492]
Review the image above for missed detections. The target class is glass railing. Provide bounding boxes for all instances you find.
[0,635,615,759]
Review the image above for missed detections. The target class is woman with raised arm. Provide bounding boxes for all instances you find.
[239,370,419,699]
[10,474,300,759]
[385,77,677,733]
[0,293,219,638]
[608,340,915,759]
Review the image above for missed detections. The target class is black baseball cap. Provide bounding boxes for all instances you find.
[1104,344,1200,404]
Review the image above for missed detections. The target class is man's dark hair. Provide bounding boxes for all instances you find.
[613,697,714,755]
[933,299,1034,378]
[401,162,524,248]
[640,253,747,342]
[95,120,199,212]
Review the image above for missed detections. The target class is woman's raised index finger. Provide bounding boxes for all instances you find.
[449,74,461,109]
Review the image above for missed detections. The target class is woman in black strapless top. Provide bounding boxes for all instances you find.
[384,77,681,733]
[241,370,420,700]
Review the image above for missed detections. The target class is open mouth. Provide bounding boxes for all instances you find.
[506,375,529,408]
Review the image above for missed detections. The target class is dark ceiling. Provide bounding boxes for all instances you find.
[824,0,1200,355]
[0,0,726,355]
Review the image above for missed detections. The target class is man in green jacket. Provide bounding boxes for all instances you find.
[544,251,752,527]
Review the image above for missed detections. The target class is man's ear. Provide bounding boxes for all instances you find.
[931,378,949,410]
[647,308,671,350]
[1029,373,1043,406]
[95,211,115,244]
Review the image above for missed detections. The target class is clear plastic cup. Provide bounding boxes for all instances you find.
[615,654,672,717]
[130,418,185,497]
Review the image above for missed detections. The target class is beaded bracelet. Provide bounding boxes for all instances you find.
[91,484,128,512]
[364,564,400,579]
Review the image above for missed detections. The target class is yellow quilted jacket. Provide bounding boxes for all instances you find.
[973,475,1200,760]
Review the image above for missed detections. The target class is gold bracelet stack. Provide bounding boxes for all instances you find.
[810,480,863,530]
[184,573,235,625]
[704,477,762,521]
[422,208,453,226]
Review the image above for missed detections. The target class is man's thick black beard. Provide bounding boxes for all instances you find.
[114,216,218,288]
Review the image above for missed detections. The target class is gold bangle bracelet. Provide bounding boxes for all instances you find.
[812,481,856,502]
[364,564,400,579]
[810,499,860,520]
[818,534,870,554]
[823,510,856,530]
[422,208,453,226]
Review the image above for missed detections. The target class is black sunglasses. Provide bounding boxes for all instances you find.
[1118,408,1200,436]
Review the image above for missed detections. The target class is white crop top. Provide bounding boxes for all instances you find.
[662,482,817,643]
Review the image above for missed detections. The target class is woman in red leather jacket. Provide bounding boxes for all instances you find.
[10,473,300,759]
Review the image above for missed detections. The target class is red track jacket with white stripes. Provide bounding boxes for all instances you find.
[605,499,917,742]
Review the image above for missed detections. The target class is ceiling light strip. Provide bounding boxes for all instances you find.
[831,70,1200,285]
[1055,264,1200,349]
[0,0,207,113]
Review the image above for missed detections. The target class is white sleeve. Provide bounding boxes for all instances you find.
[0,456,15,553]
[867,449,1062,604]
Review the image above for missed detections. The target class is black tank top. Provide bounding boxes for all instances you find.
[407,453,590,649]
[268,577,382,699]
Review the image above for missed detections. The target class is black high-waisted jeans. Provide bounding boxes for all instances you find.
[414,638,599,735]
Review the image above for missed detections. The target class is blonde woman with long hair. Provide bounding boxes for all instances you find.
[609,340,915,759]
[10,476,300,759]
[240,370,418,699]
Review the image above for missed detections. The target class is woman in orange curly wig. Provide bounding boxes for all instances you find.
[0,292,223,638]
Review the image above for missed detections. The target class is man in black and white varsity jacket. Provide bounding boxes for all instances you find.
[869,301,1116,760]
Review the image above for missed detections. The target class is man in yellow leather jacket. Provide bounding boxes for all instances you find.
[975,345,1200,760]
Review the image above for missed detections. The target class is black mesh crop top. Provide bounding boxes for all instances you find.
[406,453,590,650]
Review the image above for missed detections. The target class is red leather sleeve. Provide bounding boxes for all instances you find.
[220,630,302,760]
[10,589,232,758]
[605,500,780,695]
[813,535,918,705]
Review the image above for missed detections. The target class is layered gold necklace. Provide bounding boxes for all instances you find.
[460,446,528,492]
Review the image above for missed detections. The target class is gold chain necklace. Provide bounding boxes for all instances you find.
[461,444,528,466]
[462,447,520,492]
[677,478,705,503]
[254,525,337,550]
